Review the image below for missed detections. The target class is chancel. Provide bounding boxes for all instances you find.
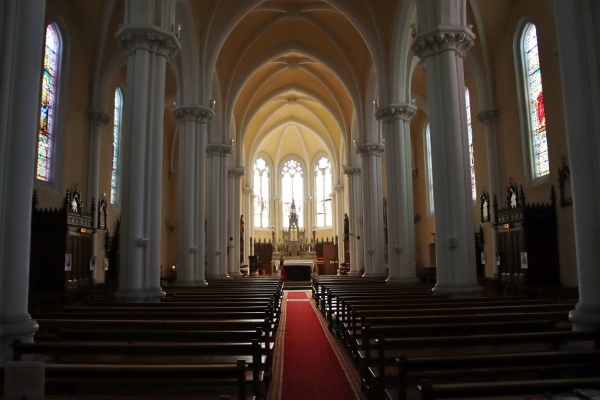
[1,0,600,399]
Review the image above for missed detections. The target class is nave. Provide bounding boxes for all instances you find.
[3,276,600,399]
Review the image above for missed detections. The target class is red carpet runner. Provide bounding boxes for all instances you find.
[268,291,364,400]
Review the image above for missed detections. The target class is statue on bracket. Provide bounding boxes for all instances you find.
[480,191,490,223]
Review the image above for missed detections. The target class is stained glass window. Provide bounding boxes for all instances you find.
[523,23,549,178]
[253,157,270,228]
[465,87,476,201]
[315,156,332,227]
[425,123,434,215]
[37,24,61,181]
[282,159,303,228]
[111,88,123,204]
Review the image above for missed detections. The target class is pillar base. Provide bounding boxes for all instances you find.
[569,304,600,331]
[362,272,388,278]
[348,270,362,276]
[206,274,230,280]
[386,276,421,284]
[172,280,206,287]
[0,315,38,362]
[229,271,243,278]
[114,288,166,303]
[432,283,482,298]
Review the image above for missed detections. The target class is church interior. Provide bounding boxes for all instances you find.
[1,0,600,398]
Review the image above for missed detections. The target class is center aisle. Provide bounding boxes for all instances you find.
[268,290,365,400]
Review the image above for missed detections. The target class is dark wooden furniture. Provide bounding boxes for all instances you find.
[30,189,98,292]
[493,183,560,285]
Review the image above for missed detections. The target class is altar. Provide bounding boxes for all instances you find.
[283,259,314,281]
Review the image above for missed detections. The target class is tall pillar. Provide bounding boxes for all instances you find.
[412,0,480,297]
[115,4,180,302]
[228,167,246,277]
[206,144,233,279]
[334,184,344,263]
[476,108,500,279]
[343,166,364,275]
[87,110,111,281]
[242,186,253,264]
[0,0,46,361]
[377,104,420,284]
[553,0,600,331]
[172,106,211,287]
[357,144,386,277]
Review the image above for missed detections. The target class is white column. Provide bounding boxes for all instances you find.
[86,110,111,281]
[228,167,246,277]
[242,186,253,264]
[334,184,344,263]
[357,144,387,277]
[115,17,180,302]
[553,0,600,331]
[377,104,420,284]
[343,166,364,275]
[476,108,500,279]
[206,144,233,279]
[172,106,211,286]
[0,0,46,361]
[412,0,481,297]
[195,113,212,286]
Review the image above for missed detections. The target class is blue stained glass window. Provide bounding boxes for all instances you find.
[282,159,303,228]
[315,156,332,227]
[111,88,123,204]
[253,157,270,228]
[465,88,476,201]
[523,23,549,177]
[37,24,61,181]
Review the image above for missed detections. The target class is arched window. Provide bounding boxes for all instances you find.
[424,122,434,215]
[37,23,62,182]
[281,159,303,228]
[111,88,123,204]
[465,87,476,201]
[516,22,549,181]
[253,157,270,228]
[315,156,332,227]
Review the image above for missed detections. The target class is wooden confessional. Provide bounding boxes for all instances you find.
[30,189,106,292]
[493,183,560,285]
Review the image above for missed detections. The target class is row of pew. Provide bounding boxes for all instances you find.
[6,277,284,400]
[311,276,600,400]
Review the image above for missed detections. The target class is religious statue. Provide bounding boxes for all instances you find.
[344,213,349,241]
[240,214,245,236]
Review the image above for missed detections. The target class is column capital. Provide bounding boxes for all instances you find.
[228,167,246,178]
[357,143,385,157]
[172,105,214,124]
[88,109,111,127]
[476,107,499,126]
[243,186,253,194]
[334,184,344,193]
[411,27,475,60]
[206,143,233,157]
[116,25,180,59]
[342,165,361,176]
[376,103,417,123]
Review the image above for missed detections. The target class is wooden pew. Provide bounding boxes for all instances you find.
[1,361,251,399]
[376,350,600,400]
[417,376,600,400]
[12,339,265,399]
[369,330,600,399]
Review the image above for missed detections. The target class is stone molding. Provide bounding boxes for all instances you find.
[357,143,385,157]
[375,104,417,123]
[88,109,111,127]
[476,107,499,126]
[172,105,215,124]
[342,165,361,176]
[116,25,180,58]
[206,143,233,157]
[412,27,475,60]
[228,167,246,178]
